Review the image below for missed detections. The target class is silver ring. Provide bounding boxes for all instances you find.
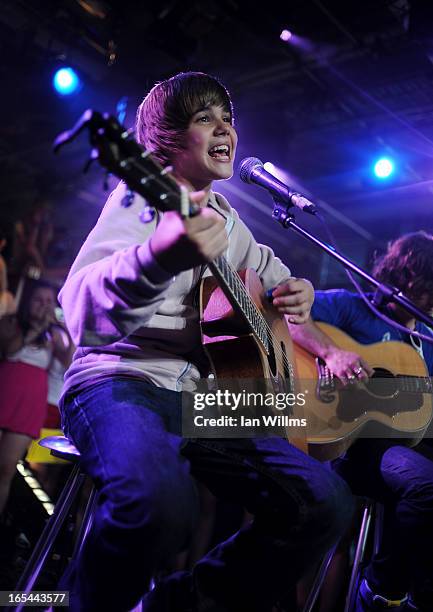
[354,367,363,376]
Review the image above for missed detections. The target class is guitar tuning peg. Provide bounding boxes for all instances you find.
[121,189,135,208]
[160,165,173,176]
[139,205,156,224]
[121,127,135,139]
[83,148,99,173]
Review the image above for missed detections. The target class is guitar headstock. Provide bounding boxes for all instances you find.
[53,109,193,218]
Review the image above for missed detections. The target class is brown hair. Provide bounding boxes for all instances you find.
[373,231,433,307]
[18,280,58,338]
[136,71,234,165]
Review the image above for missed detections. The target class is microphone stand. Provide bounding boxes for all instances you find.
[271,199,433,330]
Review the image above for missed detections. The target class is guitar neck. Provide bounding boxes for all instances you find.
[209,256,269,353]
[397,374,432,394]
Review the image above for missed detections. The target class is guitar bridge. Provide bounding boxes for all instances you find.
[316,358,336,403]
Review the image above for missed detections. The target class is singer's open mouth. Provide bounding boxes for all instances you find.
[208,144,231,161]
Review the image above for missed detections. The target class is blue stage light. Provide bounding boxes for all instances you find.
[53,67,81,95]
[374,157,394,179]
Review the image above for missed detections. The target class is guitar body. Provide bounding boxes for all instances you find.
[294,322,433,460]
[199,269,308,453]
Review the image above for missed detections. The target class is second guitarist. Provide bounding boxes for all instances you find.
[289,231,433,612]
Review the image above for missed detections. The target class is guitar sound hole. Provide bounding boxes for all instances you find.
[365,368,398,398]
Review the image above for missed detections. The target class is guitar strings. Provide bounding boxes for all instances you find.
[213,255,294,377]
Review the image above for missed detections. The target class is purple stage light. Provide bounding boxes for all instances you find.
[280,29,293,42]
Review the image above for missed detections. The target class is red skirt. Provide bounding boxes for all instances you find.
[0,361,48,438]
[44,403,61,429]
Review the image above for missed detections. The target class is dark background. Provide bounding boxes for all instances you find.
[1,0,433,288]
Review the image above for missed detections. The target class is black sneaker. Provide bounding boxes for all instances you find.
[355,579,408,611]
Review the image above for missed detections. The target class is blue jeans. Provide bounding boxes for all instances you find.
[60,377,353,612]
[333,439,433,605]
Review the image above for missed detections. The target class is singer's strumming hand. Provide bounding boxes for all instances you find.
[271,278,314,324]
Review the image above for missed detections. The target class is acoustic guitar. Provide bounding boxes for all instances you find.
[294,322,433,460]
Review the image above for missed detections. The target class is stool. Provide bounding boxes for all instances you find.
[7,436,98,612]
[300,499,384,612]
[344,499,384,612]
[301,542,339,612]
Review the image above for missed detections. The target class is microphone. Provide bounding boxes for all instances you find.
[238,157,318,215]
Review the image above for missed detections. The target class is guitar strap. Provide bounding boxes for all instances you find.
[409,333,424,360]
[192,194,228,309]
[383,305,426,361]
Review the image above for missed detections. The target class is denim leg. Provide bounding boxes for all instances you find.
[60,378,199,612]
[173,437,354,611]
[333,439,433,600]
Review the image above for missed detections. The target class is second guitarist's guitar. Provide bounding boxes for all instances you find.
[294,322,433,460]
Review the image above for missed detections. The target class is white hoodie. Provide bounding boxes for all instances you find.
[59,181,291,395]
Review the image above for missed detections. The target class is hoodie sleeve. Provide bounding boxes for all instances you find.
[58,181,174,347]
